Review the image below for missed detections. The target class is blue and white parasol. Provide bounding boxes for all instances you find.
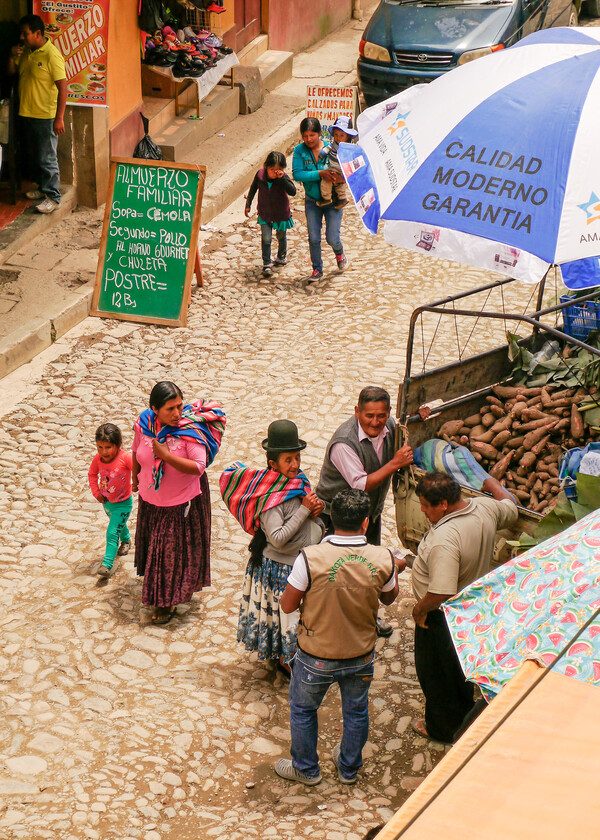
[339,28,600,289]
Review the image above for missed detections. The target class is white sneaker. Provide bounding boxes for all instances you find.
[36,197,59,214]
[25,189,45,200]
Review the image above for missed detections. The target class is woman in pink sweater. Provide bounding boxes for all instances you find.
[132,381,226,625]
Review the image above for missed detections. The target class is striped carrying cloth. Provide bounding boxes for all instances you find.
[220,461,310,535]
[135,399,226,491]
[414,439,491,490]
[414,438,517,503]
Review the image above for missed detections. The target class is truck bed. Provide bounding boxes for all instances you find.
[394,343,542,560]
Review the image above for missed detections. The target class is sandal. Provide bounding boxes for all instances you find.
[410,717,453,744]
[152,607,176,625]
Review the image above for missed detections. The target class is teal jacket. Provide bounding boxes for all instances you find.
[292,141,330,203]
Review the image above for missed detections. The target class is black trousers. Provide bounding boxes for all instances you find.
[321,512,381,546]
[414,609,475,743]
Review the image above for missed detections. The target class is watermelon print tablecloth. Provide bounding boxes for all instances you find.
[443,508,600,700]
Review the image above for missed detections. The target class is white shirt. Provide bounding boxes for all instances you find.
[287,533,397,593]
[329,421,391,491]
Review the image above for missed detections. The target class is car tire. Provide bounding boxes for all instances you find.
[568,3,579,24]
[583,0,600,16]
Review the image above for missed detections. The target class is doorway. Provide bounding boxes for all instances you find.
[234,0,262,51]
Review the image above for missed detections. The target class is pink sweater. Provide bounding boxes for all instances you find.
[132,427,207,507]
[88,451,133,503]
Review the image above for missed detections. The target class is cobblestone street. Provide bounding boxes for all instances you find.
[0,191,552,840]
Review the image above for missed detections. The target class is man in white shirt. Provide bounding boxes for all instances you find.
[316,386,415,636]
[274,489,400,786]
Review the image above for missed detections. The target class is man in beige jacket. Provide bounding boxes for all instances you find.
[275,488,400,786]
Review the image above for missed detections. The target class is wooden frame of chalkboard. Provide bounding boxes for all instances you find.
[91,157,206,327]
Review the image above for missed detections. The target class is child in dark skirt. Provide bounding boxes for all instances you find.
[245,151,296,277]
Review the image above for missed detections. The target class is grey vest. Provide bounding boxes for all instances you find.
[316,417,396,519]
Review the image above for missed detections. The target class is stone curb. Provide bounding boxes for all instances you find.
[0,282,94,380]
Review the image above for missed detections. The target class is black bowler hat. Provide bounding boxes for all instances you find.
[261,420,307,453]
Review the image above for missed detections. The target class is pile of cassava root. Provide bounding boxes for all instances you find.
[437,383,600,514]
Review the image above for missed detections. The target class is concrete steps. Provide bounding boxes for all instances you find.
[238,34,293,92]
[141,35,292,162]
[255,49,294,92]
[146,85,240,162]
[238,34,268,66]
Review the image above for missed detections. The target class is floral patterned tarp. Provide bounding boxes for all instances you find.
[443,508,600,700]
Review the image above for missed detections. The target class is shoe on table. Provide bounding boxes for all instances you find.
[274,758,322,786]
[375,616,393,637]
[36,197,59,214]
[262,265,273,277]
[332,743,357,784]
[25,189,45,200]
[273,256,287,266]
[336,253,348,271]
[307,268,323,283]
[97,563,114,578]
[117,540,131,556]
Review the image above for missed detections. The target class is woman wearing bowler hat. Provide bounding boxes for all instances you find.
[220,420,325,676]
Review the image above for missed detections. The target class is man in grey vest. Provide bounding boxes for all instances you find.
[316,386,415,636]
[274,489,400,786]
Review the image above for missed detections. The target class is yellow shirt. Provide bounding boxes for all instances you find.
[18,39,66,120]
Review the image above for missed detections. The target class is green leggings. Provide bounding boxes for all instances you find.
[102,497,133,568]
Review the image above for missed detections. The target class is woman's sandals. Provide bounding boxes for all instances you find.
[152,607,177,625]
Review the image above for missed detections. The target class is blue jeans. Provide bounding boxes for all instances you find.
[304,199,343,272]
[22,117,61,203]
[289,647,374,778]
[261,224,287,266]
[102,497,133,568]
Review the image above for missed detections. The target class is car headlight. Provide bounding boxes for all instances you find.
[362,41,391,62]
[457,45,503,66]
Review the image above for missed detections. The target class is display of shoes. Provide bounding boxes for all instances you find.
[143,23,234,73]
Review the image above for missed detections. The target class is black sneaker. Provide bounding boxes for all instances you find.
[273,257,287,266]
[308,268,323,282]
[262,265,273,277]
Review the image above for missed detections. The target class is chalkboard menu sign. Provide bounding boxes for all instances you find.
[91,158,206,327]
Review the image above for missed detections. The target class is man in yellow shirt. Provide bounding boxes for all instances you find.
[9,15,67,214]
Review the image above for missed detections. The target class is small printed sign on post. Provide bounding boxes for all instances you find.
[306,85,358,141]
[91,158,206,327]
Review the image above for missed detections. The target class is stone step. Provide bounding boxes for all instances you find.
[254,49,293,92]
[142,86,199,136]
[237,34,268,66]
[151,85,240,162]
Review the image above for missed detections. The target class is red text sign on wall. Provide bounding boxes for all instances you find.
[34,1,110,107]
[306,85,358,140]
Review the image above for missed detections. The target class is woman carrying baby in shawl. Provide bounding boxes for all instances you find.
[220,420,324,676]
[132,381,226,625]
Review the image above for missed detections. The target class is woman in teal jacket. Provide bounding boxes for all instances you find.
[292,117,347,282]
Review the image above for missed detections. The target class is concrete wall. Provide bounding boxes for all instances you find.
[267,0,353,53]
[108,0,143,158]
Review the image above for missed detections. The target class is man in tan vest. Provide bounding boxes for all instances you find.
[274,489,400,786]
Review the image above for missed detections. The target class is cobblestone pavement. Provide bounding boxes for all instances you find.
[0,180,571,840]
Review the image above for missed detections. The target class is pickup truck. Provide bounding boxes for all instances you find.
[393,276,600,564]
